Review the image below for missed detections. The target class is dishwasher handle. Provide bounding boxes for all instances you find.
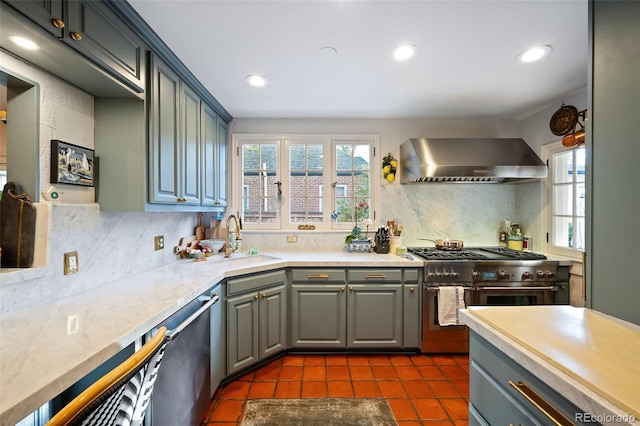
[168,293,219,340]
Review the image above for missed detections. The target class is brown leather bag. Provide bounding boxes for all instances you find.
[1,182,37,268]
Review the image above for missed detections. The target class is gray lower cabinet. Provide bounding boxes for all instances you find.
[469,330,589,425]
[226,271,287,375]
[290,268,422,349]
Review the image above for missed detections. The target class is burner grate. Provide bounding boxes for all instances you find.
[478,247,547,260]
[408,247,489,261]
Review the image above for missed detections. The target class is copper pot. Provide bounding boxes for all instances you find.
[562,129,586,147]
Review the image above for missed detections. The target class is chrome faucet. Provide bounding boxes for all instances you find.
[224,214,242,258]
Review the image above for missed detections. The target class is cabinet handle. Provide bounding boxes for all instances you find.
[70,31,82,41]
[254,294,259,300]
[52,18,65,28]
[349,286,354,291]
[340,287,345,292]
[410,287,414,292]
[308,274,329,279]
[214,201,221,205]
[262,293,267,298]
[508,381,573,426]
[365,274,386,279]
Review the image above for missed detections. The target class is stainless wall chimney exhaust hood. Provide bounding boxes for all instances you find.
[400,138,547,184]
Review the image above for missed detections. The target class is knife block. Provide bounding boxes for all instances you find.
[374,241,389,254]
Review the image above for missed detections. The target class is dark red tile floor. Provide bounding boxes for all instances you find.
[203,353,470,425]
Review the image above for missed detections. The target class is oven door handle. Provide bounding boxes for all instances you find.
[470,286,558,291]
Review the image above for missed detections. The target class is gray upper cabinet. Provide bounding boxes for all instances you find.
[146,52,229,210]
[148,53,182,205]
[63,0,145,94]
[180,82,201,205]
[3,0,64,37]
[201,103,227,210]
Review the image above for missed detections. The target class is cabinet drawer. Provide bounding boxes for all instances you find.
[227,270,286,296]
[403,269,421,283]
[290,269,345,283]
[348,269,402,283]
[470,331,587,425]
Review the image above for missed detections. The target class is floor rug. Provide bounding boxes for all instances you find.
[241,398,398,426]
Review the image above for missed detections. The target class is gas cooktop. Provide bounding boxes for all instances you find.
[407,246,547,261]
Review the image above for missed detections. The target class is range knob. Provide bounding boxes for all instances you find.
[498,270,509,279]
[452,272,460,278]
[537,270,546,278]
[545,270,555,279]
[472,271,481,280]
[522,271,534,280]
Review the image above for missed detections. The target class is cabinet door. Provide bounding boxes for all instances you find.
[148,54,180,204]
[180,82,201,205]
[215,118,228,209]
[290,284,347,348]
[3,0,64,37]
[200,103,217,207]
[226,292,259,375]
[259,284,287,359]
[347,284,402,348]
[64,0,145,93]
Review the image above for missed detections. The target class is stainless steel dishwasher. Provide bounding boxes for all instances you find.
[147,284,220,426]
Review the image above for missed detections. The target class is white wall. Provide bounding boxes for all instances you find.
[516,87,588,253]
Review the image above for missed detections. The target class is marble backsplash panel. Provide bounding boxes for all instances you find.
[0,204,195,314]
[241,183,521,251]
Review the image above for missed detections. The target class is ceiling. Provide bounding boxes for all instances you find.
[127,0,588,120]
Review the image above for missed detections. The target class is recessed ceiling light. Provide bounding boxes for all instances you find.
[9,36,40,51]
[392,44,417,61]
[318,46,338,56]
[517,45,551,63]
[246,75,268,87]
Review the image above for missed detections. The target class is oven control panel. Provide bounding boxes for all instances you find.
[424,264,474,283]
[472,264,557,283]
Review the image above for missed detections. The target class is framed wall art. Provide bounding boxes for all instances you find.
[50,140,95,187]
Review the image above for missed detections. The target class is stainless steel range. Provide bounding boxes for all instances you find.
[408,246,562,353]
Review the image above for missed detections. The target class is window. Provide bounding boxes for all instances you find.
[542,142,586,258]
[233,134,378,230]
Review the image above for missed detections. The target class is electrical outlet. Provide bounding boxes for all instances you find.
[64,251,79,275]
[286,235,297,243]
[154,235,165,251]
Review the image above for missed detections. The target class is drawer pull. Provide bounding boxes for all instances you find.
[308,274,329,279]
[508,381,573,426]
[365,274,386,279]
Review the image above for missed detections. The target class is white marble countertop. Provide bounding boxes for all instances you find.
[0,251,421,425]
[460,306,640,425]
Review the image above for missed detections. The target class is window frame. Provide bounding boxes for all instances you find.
[232,133,379,231]
[541,141,586,260]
